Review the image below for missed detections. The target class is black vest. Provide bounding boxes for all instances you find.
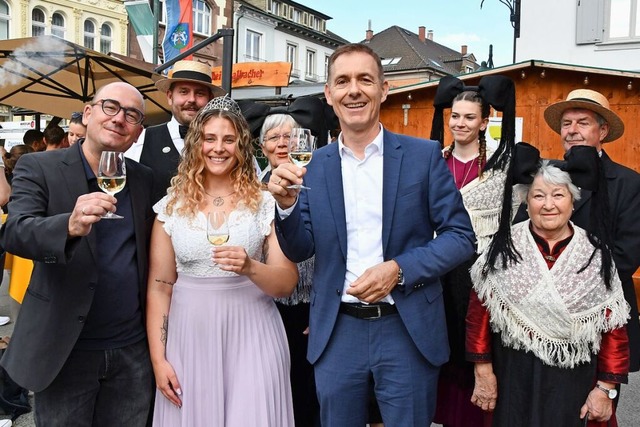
[139,124,181,203]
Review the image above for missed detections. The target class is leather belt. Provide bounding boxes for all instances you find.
[339,303,398,320]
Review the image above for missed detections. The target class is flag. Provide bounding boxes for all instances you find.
[124,0,155,63]
[162,0,193,65]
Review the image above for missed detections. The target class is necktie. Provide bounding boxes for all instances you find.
[179,125,189,139]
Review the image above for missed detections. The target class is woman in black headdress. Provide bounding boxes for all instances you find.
[430,75,517,427]
[466,143,630,427]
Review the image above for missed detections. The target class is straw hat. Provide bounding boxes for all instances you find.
[155,60,225,96]
[543,89,624,142]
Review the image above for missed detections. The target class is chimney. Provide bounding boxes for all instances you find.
[418,26,426,42]
[461,45,468,55]
[365,19,373,41]
[427,30,433,41]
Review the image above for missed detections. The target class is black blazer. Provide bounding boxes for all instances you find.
[0,143,155,391]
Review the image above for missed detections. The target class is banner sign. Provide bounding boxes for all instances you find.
[212,62,292,88]
[162,0,193,65]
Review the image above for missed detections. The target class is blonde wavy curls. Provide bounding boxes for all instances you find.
[165,107,261,217]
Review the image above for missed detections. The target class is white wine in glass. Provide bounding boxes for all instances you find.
[207,211,229,246]
[97,151,126,219]
[287,128,315,190]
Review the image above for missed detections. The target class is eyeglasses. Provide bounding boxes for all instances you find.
[91,99,145,125]
[264,133,291,144]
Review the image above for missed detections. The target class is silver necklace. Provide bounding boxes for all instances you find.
[452,156,475,188]
[204,190,236,207]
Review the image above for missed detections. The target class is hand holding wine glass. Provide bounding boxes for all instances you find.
[207,211,229,246]
[97,151,126,219]
[287,127,315,190]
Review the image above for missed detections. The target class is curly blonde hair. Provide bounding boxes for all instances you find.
[165,108,261,217]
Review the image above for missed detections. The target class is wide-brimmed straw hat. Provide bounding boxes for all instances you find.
[543,89,624,142]
[155,60,225,96]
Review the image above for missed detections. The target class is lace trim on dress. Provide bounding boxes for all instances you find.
[153,192,276,278]
[471,221,630,368]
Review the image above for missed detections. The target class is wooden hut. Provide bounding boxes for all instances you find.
[380,59,640,173]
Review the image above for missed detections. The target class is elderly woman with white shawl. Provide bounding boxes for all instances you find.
[466,143,630,427]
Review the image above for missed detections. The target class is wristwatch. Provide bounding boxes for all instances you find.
[595,383,618,400]
[396,266,405,288]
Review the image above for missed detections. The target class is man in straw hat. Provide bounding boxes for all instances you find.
[126,60,225,202]
[543,88,640,377]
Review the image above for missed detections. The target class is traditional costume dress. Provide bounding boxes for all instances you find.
[467,221,630,427]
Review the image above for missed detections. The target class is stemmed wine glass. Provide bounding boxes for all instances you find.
[287,127,315,190]
[207,211,229,246]
[97,151,126,219]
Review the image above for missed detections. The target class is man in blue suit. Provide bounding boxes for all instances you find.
[268,43,476,426]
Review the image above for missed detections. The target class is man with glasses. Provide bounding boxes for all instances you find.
[0,82,156,426]
[126,60,224,202]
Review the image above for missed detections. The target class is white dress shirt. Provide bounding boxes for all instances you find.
[278,124,393,304]
[124,116,185,162]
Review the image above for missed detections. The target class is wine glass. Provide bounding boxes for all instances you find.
[207,211,229,246]
[287,127,315,190]
[97,151,126,219]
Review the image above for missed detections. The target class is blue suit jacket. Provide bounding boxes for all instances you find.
[275,129,476,365]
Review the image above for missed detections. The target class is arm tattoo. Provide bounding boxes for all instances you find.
[161,314,168,347]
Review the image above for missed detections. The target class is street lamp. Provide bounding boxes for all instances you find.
[481,0,521,63]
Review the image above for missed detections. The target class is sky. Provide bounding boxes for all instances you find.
[312,0,517,68]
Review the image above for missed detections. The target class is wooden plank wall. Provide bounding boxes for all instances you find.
[380,66,640,172]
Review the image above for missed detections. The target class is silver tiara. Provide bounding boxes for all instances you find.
[201,95,242,116]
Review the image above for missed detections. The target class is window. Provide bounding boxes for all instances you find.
[324,55,330,81]
[0,0,9,40]
[193,0,211,35]
[51,13,65,39]
[84,20,96,50]
[577,0,640,43]
[270,1,280,16]
[287,43,298,76]
[607,0,640,39]
[305,49,316,80]
[31,8,45,36]
[245,30,261,61]
[293,9,301,23]
[100,23,112,53]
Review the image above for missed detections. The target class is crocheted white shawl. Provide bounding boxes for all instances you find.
[471,221,630,368]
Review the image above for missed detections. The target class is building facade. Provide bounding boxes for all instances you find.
[233,0,347,84]
[516,0,640,71]
[0,0,128,54]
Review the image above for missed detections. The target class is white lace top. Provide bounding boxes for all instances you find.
[154,191,275,277]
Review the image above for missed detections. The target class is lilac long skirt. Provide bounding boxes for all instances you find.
[152,274,294,427]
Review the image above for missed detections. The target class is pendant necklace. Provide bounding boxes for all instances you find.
[452,156,475,188]
[204,190,236,207]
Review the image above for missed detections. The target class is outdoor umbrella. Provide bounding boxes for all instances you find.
[0,35,171,125]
